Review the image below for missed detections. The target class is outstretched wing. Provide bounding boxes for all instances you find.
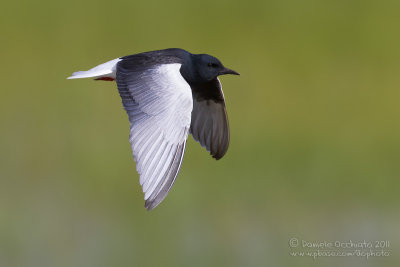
[116,60,193,210]
[190,78,230,160]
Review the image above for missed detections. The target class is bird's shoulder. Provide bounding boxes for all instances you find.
[118,48,191,71]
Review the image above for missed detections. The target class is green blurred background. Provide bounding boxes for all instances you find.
[1,0,399,266]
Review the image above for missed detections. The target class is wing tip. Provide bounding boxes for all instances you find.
[142,141,187,211]
[145,199,162,211]
[212,150,227,160]
[212,154,223,160]
[211,141,229,160]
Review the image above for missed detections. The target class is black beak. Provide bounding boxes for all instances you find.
[219,67,240,76]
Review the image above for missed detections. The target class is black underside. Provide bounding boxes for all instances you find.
[190,78,225,103]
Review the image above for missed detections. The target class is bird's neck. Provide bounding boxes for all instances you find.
[178,55,194,83]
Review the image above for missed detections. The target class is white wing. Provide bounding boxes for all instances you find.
[116,62,193,210]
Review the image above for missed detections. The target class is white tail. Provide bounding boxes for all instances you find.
[67,58,122,80]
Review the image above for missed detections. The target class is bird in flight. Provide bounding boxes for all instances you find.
[68,48,239,210]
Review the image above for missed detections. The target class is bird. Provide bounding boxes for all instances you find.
[67,48,239,210]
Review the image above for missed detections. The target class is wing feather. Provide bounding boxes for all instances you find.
[190,78,230,160]
[116,62,193,210]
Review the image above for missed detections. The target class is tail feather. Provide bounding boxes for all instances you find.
[67,58,122,80]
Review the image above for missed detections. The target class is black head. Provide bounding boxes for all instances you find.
[193,54,239,82]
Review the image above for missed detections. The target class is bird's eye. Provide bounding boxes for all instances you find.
[208,63,218,68]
